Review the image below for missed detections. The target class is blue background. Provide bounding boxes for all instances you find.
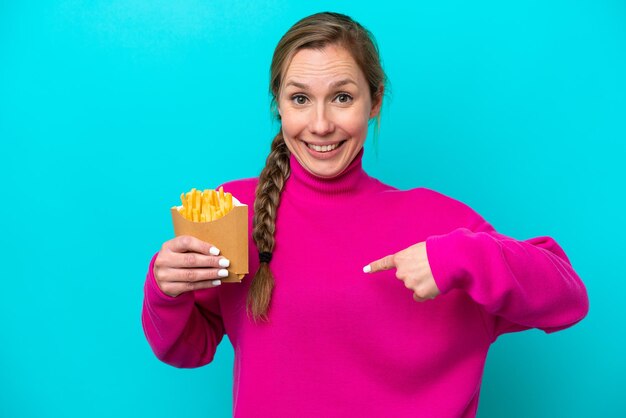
[1,1,624,417]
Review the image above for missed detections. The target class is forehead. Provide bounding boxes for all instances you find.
[282,44,367,86]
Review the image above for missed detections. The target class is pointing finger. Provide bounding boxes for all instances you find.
[363,254,396,273]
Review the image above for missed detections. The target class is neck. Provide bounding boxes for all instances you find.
[283,148,371,202]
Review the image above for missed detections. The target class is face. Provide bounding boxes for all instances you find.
[277,44,382,178]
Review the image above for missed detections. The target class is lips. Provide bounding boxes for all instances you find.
[305,140,346,153]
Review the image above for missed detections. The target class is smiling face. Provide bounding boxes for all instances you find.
[277,44,382,178]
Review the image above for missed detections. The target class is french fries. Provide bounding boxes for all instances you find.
[177,186,234,222]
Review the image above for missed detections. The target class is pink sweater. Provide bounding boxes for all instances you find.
[142,149,588,417]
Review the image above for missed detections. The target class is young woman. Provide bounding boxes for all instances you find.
[142,12,588,417]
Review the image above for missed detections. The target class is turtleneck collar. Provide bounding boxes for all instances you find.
[283,148,372,201]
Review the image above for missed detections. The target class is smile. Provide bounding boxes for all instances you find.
[305,140,346,153]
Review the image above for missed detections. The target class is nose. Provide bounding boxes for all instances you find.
[308,103,334,136]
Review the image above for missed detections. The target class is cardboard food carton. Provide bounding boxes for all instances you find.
[170,197,248,283]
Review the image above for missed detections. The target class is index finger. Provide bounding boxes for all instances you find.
[363,254,396,273]
[165,235,220,256]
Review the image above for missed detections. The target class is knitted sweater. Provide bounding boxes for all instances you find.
[142,149,588,417]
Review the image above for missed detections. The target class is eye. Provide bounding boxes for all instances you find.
[335,93,353,104]
[291,94,309,105]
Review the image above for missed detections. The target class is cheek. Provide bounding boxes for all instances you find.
[337,109,370,137]
[279,112,305,155]
[280,109,305,137]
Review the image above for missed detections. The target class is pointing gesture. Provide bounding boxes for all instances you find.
[363,242,440,302]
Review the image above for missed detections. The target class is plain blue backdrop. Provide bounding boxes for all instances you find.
[1,1,624,417]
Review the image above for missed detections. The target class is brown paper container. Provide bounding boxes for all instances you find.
[170,200,248,283]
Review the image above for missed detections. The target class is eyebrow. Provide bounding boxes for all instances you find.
[284,78,358,90]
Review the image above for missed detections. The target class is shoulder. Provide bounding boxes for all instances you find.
[382,186,487,228]
[219,178,258,207]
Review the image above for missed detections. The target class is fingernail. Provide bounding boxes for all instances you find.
[212,280,222,286]
[363,265,371,273]
[218,269,229,278]
[218,258,230,268]
[209,247,220,256]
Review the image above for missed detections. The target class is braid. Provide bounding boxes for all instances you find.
[247,132,291,323]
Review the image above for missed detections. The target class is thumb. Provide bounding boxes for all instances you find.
[363,254,396,273]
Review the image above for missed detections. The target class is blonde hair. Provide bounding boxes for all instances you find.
[247,12,387,323]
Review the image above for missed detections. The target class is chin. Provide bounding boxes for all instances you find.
[306,166,341,178]
[287,136,363,178]
[301,156,352,178]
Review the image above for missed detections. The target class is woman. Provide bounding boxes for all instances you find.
[142,12,589,417]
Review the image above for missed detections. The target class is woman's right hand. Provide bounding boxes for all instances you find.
[153,235,229,297]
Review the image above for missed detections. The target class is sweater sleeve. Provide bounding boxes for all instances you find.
[425,211,589,340]
[141,252,225,368]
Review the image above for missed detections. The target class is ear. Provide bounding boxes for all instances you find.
[272,100,282,120]
[277,103,283,118]
[369,85,384,119]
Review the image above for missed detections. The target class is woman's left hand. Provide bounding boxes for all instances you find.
[364,242,440,302]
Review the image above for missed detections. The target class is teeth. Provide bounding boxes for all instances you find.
[308,142,340,152]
